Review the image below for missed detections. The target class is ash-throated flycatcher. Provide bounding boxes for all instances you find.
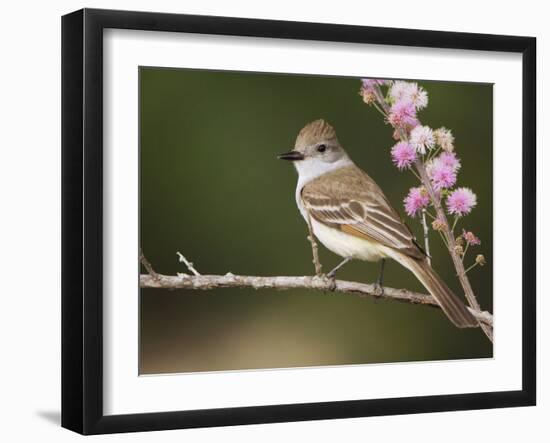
[278,119,478,328]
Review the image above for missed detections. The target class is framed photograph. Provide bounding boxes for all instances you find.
[62,8,536,435]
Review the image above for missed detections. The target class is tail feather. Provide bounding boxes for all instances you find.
[392,254,478,328]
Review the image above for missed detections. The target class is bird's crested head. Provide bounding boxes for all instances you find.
[278,119,351,176]
[294,119,338,152]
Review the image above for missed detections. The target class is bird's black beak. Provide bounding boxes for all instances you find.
[277,150,304,161]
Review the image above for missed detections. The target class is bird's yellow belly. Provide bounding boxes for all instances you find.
[311,219,386,262]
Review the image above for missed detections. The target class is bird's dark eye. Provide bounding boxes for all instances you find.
[317,144,327,153]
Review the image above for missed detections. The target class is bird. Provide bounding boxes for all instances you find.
[278,119,478,328]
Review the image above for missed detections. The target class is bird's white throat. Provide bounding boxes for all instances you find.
[294,156,354,191]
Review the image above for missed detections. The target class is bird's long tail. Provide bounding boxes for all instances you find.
[392,254,479,328]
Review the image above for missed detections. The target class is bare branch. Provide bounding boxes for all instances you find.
[177,251,201,276]
[139,272,493,327]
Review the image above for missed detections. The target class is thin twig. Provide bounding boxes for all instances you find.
[421,209,431,265]
[462,242,470,262]
[306,210,323,276]
[437,229,450,249]
[424,210,436,220]
[139,272,493,327]
[410,168,423,181]
[372,85,390,113]
[451,216,459,233]
[372,101,388,118]
[139,249,160,281]
[427,146,441,162]
[176,251,201,276]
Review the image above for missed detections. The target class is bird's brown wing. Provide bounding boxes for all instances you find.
[301,165,425,259]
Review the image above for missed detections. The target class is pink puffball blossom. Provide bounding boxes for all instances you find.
[434,127,455,152]
[404,187,430,217]
[391,141,417,170]
[427,160,457,190]
[409,125,435,154]
[446,187,477,216]
[462,230,481,245]
[438,152,461,172]
[389,81,411,101]
[387,100,419,129]
[389,81,428,110]
[407,84,428,110]
[426,152,461,190]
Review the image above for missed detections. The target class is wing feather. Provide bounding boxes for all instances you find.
[302,165,424,259]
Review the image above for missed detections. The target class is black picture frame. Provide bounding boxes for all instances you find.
[62,8,536,435]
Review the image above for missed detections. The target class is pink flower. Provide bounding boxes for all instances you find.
[389,81,428,110]
[410,125,435,154]
[427,162,457,190]
[410,87,428,110]
[404,187,430,217]
[426,154,459,190]
[387,100,419,129]
[437,152,461,172]
[389,81,411,101]
[462,229,481,245]
[391,141,417,170]
[446,188,477,216]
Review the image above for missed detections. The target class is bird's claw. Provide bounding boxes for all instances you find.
[320,273,337,292]
[373,282,385,297]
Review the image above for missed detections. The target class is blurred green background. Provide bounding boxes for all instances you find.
[139,67,493,374]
